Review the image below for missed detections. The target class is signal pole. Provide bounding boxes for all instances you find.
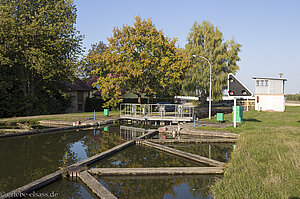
[234,97,237,128]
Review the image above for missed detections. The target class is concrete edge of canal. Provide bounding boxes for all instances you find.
[0,119,119,140]
[88,167,224,176]
[149,138,237,143]
[78,171,117,199]
[139,140,225,167]
[0,170,63,199]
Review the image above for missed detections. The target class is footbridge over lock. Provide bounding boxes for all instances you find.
[120,103,194,123]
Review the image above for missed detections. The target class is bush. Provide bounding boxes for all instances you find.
[286,94,300,101]
[85,97,105,112]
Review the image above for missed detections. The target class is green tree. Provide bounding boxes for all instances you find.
[79,41,107,78]
[0,0,82,117]
[90,16,189,107]
[183,21,241,104]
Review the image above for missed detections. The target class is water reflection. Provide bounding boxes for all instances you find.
[119,125,147,140]
[98,175,219,199]
[32,179,97,199]
[0,126,124,193]
[162,143,233,162]
[93,145,204,168]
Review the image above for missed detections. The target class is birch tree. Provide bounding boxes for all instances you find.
[183,21,241,103]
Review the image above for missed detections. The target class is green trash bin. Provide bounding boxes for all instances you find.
[216,113,224,122]
[104,126,109,132]
[104,109,109,117]
[232,106,243,123]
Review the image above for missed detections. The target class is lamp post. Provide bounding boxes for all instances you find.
[192,55,212,120]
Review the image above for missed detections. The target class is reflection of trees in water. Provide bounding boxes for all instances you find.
[81,131,124,158]
[0,176,16,193]
[0,130,86,192]
[100,178,182,199]
[164,143,233,162]
[186,176,220,198]
[0,128,124,192]
[36,179,94,199]
[94,145,202,168]
[98,175,217,199]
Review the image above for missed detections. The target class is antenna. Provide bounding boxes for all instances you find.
[279,73,283,78]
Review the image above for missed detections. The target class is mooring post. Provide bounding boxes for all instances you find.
[209,145,211,159]
[94,110,96,120]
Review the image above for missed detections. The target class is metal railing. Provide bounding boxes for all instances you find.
[120,103,194,121]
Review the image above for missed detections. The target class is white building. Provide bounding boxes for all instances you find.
[252,77,287,112]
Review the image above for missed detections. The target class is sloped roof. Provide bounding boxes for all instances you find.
[93,91,102,96]
[86,75,99,88]
[66,78,92,91]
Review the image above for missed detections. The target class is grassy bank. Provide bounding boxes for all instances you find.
[210,106,300,198]
[0,110,120,123]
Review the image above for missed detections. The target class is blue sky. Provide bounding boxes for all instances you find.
[74,0,299,94]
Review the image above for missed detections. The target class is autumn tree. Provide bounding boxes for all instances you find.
[0,0,83,117]
[183,21,241,104]
[90,16,188,107]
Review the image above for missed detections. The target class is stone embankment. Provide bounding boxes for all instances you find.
[158,121,238,139]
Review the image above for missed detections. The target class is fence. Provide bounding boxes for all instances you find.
[120,103,194,122]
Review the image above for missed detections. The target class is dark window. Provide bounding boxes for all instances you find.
[77,91,84,102]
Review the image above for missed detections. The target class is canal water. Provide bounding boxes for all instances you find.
[92,145,204,168]
[1,124,232,198]
[36,175,219,199]
[161,143,233,162]
[30,179,96,199]
[0,125,124,193]
[98,175,219,199]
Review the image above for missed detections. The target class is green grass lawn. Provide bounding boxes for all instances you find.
[211,106,300,198]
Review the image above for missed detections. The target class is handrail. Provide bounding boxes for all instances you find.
[120,103,194,121]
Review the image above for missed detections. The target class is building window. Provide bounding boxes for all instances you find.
[256,80,260,86]
[260,80,264,86]
[265,80,269,86]
[77,91,84,102]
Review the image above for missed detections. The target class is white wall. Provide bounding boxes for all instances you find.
[269,80,284,94]
[255,94,285,112]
